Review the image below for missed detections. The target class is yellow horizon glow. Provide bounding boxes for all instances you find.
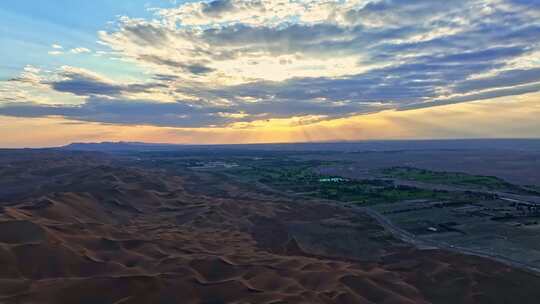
[1,92,539,148]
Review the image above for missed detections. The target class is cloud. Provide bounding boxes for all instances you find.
[48,51,64,56]
[0,89,383,127]
[403,82,540,110]
[1,66,166,105]
[50,67,125,96]
[49,44,65,55]
[70,47,91,54]
[453,67,540,93]
[0,97,237,127]
[2,0,540,128]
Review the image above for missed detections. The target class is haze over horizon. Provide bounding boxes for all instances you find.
[1,0,540,147]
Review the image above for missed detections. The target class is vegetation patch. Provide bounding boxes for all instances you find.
[380,166,535,194]
[226,159,492,206]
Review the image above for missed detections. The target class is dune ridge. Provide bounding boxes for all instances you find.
[1,151,540,303]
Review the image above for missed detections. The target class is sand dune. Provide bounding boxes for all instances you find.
[1,151,540,303]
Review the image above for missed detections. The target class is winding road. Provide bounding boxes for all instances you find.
[226,169,540,276]
[356,205,540,276]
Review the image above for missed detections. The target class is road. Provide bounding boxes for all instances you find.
[226,170,540,276]
[356,205,540,276]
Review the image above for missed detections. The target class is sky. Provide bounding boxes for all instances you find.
[0,0,539,147]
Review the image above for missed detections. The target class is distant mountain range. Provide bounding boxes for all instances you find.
[61,139,540,152]
[61,142,185,152]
